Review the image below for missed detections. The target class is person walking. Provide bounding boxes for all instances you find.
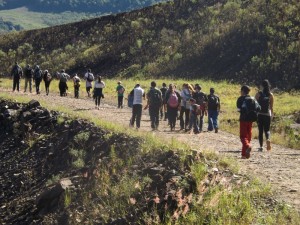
[129,84,145,130]
[73,74,81,99]
[93,76,105,109]
[193,85,208,132]
[207,88,220,133]
[145,81,163,130]
[160,83,168,120]
[165,84,181,131]
[188,98,200,134]
[24,64,33,93]
[33,65,43,94]
[237,85,261,159]
[11,62,23,92]
[116,81,125,108]
[59,69,70,96]
[255,79,274,151]
[84,69,94,97]
[180,83,194,131]
[43,70,52,96]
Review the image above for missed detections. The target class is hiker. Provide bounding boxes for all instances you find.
[255,79,274,151]
[145,81,163,130]
[43,70,52,96]
[93,76,105,109]
[237,85,261,159]
[24,64,33,93]
[193,84,208,132]
[165,84,181,131]
[11,62,23,92]
[73,74,81,99]
[160,83,168,120]
[180,83,194,131]
[84,69,94,97]
[129,84,145,130]
[207,88,220,133]
[188,98,200,134]
[58,69,70,97]
[116,81,125,108]
[33,65,43,94]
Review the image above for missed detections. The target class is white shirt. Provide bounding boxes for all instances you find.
[94,81,105,89]
[84,72,94,87]
[133,86,144,105]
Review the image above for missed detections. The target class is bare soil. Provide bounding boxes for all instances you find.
[2,88,300,211]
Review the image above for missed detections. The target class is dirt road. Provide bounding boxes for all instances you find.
[1,88,300,211]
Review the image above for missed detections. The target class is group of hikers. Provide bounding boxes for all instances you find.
[10,62,274,159]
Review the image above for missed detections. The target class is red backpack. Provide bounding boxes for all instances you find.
[168,92,179,108]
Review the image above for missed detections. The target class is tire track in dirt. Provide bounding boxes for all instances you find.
[2,88,300,211]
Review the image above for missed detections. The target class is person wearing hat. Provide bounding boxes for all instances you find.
[116,81,125,108]
[43,69,52,96]
[24,64,33,93]
[207,87,220,133]
[192,84,208,132]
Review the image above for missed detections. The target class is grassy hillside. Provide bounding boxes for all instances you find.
[0,7,102,32]
[0,0,299,89]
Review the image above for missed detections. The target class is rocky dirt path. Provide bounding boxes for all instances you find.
[1,88,300,211]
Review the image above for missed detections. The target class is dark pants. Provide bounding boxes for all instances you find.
[59,82,68,96]
[167,106,178,130]
[208,110,219,131]
[240,121,252,157]
[179,106,190,129]
[199,115,204,131]
[149,106,160,129]
[257,114,271,147]
[35,79,41,94]
[13,77,20,91]
[45,81,51,95]
[95,96,101,106]
[74,86,79,98]
[131,104,142,128]
[24,78,32,92]
[118,96,124,108]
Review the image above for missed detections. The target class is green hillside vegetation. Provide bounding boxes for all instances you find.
[0,0,166,13]
[0,0,299,89]
[0,7,103,32]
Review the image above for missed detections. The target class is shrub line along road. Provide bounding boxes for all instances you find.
[1,88,300,211]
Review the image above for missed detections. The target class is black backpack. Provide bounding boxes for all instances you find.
[241,97,261,122]
[207,94,219,110]
[258,91,270,114]
[149,88,162,106]
[34,69,42,80]
[12,65,22,78]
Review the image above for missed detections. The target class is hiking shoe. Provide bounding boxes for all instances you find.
[215,128,218,133]
[245,146,252,159]
[258,147,264,152]
[266,140,271,151]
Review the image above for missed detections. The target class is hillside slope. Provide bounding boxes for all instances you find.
[0,0,299,88]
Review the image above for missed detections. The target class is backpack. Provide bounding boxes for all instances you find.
[12,65,22,78]
[87,73,93,82]
[60,73,67,82]
[46,73,52,82]
[241,97,261,122]
[258,91,270,114]
[149,88,162,106]
[128,94,134,108]
[195,92,206,109]
[207,94,219,110]
[168,92,179,108]
[118,86,125,94]
[34,69,42,80]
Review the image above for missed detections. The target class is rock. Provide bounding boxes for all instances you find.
[27,100,40,109]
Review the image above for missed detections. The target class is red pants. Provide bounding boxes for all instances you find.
[240,121,253,156]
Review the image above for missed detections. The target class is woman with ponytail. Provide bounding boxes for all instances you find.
[255,79,274,151]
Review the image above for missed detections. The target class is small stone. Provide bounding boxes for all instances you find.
[289,189,297,193]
